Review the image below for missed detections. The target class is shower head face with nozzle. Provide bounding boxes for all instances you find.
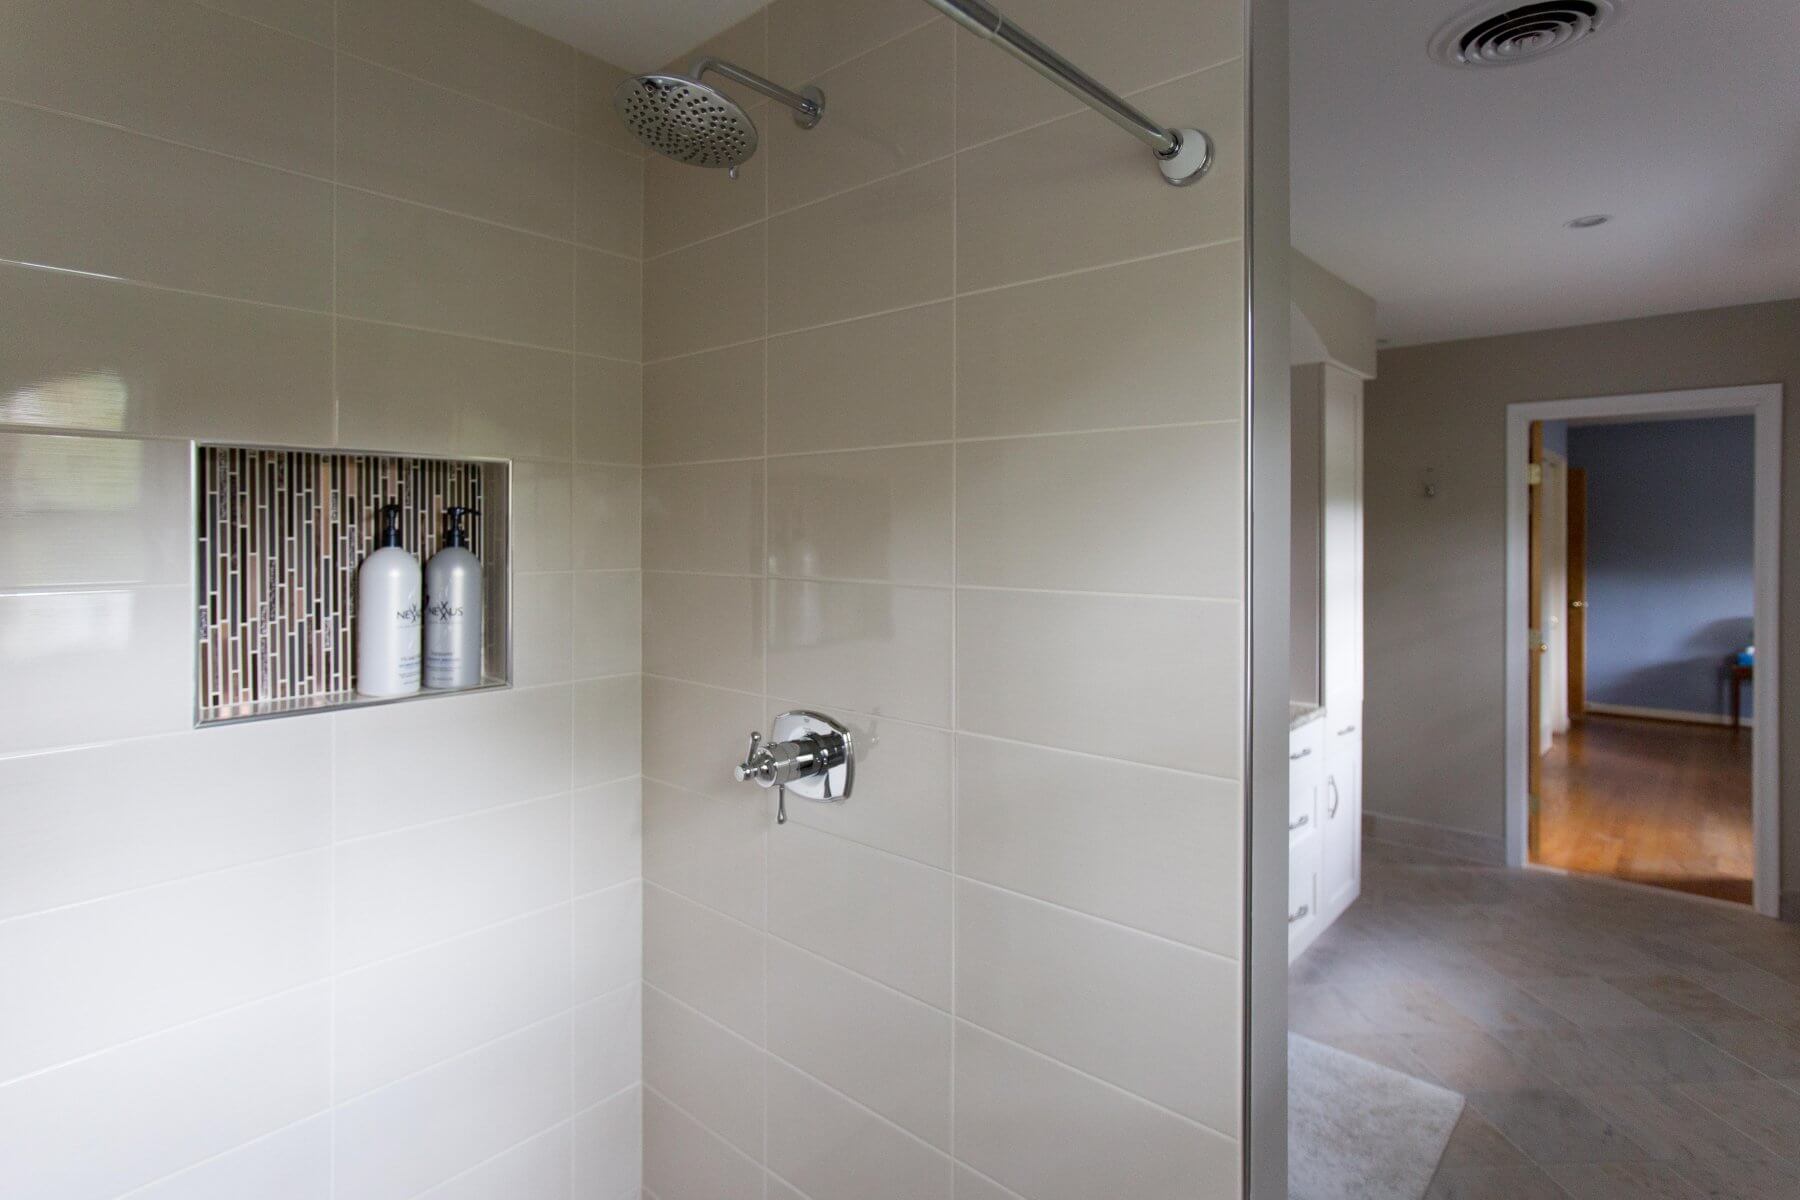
[613,73,758,169]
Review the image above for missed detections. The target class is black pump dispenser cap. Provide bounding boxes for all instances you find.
[444,505,479,549]
[378,502,404,548]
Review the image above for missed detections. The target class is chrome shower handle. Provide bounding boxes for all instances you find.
[735,731,830,790]
[732,711,855,825]
[733,731,765,784]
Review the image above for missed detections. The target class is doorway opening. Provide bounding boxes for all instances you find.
[1505,385,1783,916]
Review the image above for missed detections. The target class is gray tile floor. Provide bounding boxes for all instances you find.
[1291,840,1800,1199]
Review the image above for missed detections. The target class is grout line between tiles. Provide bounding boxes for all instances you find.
[640,671,1245,782]
[0,841,332,929]
[645,837,1239,993]
[759,58,774,1194]
[644,774,944,874]
[643,1082,763,1171]
[649,48,1240,266]
[759,67,775,1194]
[190,0,649,165]
[0,580,194,600]
[647,874,1241,1144]
[565,126,584,1185]
[111,1105,334,1199]
[953,235,1245,300]
[0,977,331,1091]
[327,682,339,1193]
[947,23,962,1185]
[0,96,642,264]
[954,1014,1242,1143]
[797,11,946,88]
[330,783,599,849]
[335,1004,573,1110]
[0,254,631,364]
[952,53,1244,158]
[639,414,1241,470]
[186,0,334,48]
[634,569,1244,605]
[330,28,340,449]
[640,233,1242,368]
[403,1115,573,1200]
[653,47,1240,263]
[960,1165,1035,1200]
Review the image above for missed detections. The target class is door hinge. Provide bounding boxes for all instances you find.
[1527,462,1543,486]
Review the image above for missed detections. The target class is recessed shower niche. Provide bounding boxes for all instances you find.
[193,445,511,726]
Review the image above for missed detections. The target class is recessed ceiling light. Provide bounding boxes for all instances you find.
[1566,214,1611,229]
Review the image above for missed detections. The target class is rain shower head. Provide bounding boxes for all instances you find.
[613,59,823,172]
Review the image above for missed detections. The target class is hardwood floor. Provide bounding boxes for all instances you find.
[1535,714,1753,905]
[1291,840,1800,1200]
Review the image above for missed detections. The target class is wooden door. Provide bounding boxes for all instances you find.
[1567,467,1588,720]
[1527,422,1545,857]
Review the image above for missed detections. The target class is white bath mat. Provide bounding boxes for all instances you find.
[1288,1034,1464,1200]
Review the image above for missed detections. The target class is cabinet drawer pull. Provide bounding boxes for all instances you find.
[1327,778,1341,819]
[1289,814,1309,832]
[1288,905,1310,925]
[1337,724,1357,736]
[1289,747,1312,761]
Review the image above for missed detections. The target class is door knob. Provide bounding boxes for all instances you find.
[733,710,854,824]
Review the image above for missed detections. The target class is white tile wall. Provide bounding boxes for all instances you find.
[953,1021,1237,1200]
[642,986,766,1157]
[637,3,1249,1198]
[0,2,644,1197]
[4,0,1251,1197]
[331,1014,572,1200]
[764,938,953,1148]
[765,1057,952,1200]
[415,1123,573,1200]
[571,1085,643,1199]
[0,985,332,1200]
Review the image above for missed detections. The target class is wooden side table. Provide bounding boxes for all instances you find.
[1729,662,1753,731]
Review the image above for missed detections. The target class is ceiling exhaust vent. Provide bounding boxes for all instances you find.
[1430,1,1619,68]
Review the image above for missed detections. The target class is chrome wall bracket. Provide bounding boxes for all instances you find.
[733,710,854,824]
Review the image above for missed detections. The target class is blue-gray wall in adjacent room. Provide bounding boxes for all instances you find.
[1567,415,1754,719]
[1541,419,1568,458]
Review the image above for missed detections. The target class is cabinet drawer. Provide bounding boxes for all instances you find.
[1288,830,1320,951]
[1288,720,1324,839]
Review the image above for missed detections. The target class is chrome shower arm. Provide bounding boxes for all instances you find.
[690,57,824,127]
[923,0,1212,185]
[925,0,1173,153]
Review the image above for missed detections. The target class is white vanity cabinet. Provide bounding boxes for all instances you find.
[1290,361,1365,961]
[1288,716,1324,956]
[1320,712,1361,919]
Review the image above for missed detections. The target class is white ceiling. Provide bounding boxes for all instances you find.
[474,0,758,71]
[1292,0,1800,346]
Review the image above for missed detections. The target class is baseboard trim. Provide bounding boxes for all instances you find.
[1362,811,1506,866]
[1584,702,1753,729]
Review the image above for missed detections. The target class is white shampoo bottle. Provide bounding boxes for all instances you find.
[357,502,422,697]
[424,505,483,690]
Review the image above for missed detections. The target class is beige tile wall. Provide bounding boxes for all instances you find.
[639,1,1249,1197]
[0,1,644,1196]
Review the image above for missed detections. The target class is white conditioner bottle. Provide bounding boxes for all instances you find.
[424,505,482,690]
[357,501,422,697]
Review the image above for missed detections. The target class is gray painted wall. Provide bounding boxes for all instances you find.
[1569,417,1754,719]
[1362,298,1798,897]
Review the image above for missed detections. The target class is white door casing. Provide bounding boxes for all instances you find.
[1503,385,1783,916]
